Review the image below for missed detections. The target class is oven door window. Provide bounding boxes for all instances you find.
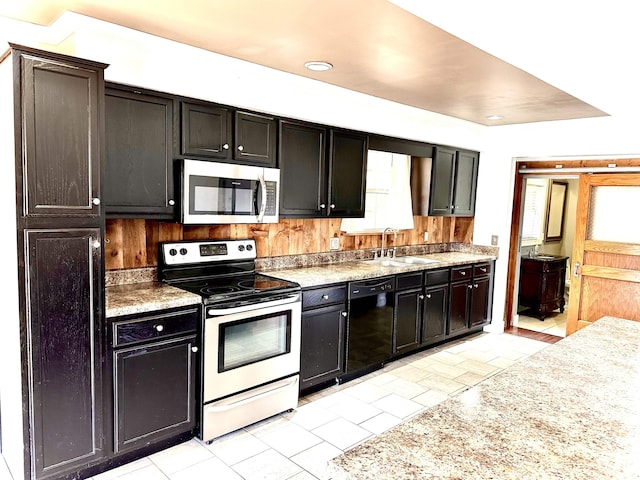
[190,175,258,216]
[219,310,291,372]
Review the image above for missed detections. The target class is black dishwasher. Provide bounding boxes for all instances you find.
[344,276,395,381]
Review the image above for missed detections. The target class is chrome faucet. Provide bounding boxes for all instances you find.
[382,227,398,258]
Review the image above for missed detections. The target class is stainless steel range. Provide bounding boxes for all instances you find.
[159,239,301,442]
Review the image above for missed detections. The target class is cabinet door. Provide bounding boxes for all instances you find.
[105,88,176,217]
[20,54,101,218]
[452,150,478,216]
[114,335,197,453]
[393,289,422,355]
[422,284,448,346]
[449,281,471,336]
[428,146,456,216]
[300,304,346,390]
[327,130,368,217]
[279,120,325,217]
[25,229,104,479]
[234,111,277,166]
[470,275,492,327]
[181,102,232,159]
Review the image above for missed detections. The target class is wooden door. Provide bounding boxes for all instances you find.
[566,173,640,334]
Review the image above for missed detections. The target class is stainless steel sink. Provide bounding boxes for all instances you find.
[361,259,408,268]
[394,256,440,265]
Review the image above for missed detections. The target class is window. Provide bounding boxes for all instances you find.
[521,178,548,245]
[341,150,414,233]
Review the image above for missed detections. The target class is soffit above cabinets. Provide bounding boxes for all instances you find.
[1,0,608,126]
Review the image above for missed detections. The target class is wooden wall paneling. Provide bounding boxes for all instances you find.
[288,219,305,255]
[122,219,148,267]
[249,224,270,258]
[453,217,474,243]
[105,219,124,270]
[182,226,210,240]
[303,218,325,253]
[145,221,159,266]
[229,224,250,241]
[208,224,231,240]
[158,222,183,242]
[427,216,444,243]
[268,220,290,256]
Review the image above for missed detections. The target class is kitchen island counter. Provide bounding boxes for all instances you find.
[328,316,640,479]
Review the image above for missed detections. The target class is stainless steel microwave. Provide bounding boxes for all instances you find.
[180,159,280,224]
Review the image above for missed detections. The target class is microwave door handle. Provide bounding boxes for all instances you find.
[257,174,267,223]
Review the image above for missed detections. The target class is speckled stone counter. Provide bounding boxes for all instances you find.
[106,282,200,318]
[266,252,495,288]
[328,316,640,480]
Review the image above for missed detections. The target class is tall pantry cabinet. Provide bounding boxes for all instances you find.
[0,45,107,480]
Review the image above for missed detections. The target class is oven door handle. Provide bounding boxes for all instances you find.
[205,376,298,413]
[256,174,267,223]
[206,293,300,316]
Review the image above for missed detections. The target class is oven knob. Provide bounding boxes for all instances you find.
[246,244,253,251]
[169,248,177,256]
[238,245,245,252]
[179,248,188,256]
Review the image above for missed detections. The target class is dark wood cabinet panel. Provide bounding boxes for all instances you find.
[181,102,232,159]
[279,120,325,217]
[449,280,471,335]
[300,303,346,391]
[393,288,422,355]
[114,335,197,453]
[25,229,104,478]
[327,130,368,217]
[105,88,176,217]
[422,283,449,346]
[429,147,479,217]
[519,256,568,320]
[20,53,101,218]
[470,275,492,327]
[234,111,277,166]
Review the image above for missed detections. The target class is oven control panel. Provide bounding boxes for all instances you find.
[161,239,256,265]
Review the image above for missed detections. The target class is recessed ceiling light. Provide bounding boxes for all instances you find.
[486,115,504,121]
[304,61,333,72]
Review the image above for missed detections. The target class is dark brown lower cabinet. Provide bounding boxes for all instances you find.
[449,263,494,337]
[300,284,347,392]
[449,280,471,336]
[422,283,449,346]
[25,229,104,479]
[393,272,424,356]
[110,307,199,454]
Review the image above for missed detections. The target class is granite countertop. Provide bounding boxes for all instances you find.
[265,252,496,288]
[106,282,200,318]
[105,251,495,317]
[328,316,640,480]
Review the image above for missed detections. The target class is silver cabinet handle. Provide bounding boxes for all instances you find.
[426,293,432,299]
[191,346,198,353]
[460,271,466,276]
[418,294,425,300]
[92,198,100,205]
[237,145,244,152]
[341,312,347,317]
[155,324,164,332]
[92,241,100,249]
[320,203,326,209]
[168,199,175,206]
[474,284,479,288]
[467,284,473,289]
[480,267,487,272]
[322,294,329,300]
[330,203,335,209]
[222,143,229,150]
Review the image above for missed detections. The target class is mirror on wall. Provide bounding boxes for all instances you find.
[544,180,568,242]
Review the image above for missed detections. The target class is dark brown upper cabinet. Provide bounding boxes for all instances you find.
[279,120,326,217]
[327,129,368,218]
[233,111,277,167]
[181,101,232,159]
[104,86,177,218]
[429,146,478,216]
[19,52,102,218]
[279,123,367,218]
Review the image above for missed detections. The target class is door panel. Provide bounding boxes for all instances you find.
[566,174,640,334]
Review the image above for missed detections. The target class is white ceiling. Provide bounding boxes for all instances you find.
[0,0,636,126]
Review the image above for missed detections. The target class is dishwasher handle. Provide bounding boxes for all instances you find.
[349,277,395,299]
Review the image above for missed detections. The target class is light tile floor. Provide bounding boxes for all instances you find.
[0,332,550,480]
[517,310,568,337]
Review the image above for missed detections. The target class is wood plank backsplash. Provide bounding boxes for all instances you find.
[104,216,474,270]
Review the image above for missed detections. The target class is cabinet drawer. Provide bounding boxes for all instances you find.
[473,263,492,277]
[113,307,199,347]
[425,268,450,286]
[451,266,472,282]
[303,285,347,309]
[396,272,422,290]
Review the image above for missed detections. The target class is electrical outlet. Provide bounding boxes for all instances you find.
[491,235,498,246]
[329,237,340,250]
[423,232,429,242]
